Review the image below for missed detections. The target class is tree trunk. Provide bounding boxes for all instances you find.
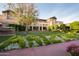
[25,25,29,34]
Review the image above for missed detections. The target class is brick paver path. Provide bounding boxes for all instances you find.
[0,40,79,56]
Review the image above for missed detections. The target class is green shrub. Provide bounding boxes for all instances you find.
[8,24,26,31]
[39,34,51,45]
[9,35,18,43]
[28,41,33,47]
[51,39,62,44]
[17,36,26,48]
[10,35,26,48]
[26,35,42,47]
[18,25,26,31]
[49,34,56,43]
[66,32,76,38]
[33,35,43,46]
[49,35,62,44]
[75,33,79,39]
[60,35,70,41]
[0,35,17,49]
[0,40,11,49]
[8,24,17,31]
[0,35,26,50]
[60,32,77,41]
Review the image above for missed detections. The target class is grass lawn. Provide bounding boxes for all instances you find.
[28,31,64,36]
[0,36,12,43]
[0,31,27,43]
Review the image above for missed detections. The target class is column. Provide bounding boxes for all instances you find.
[42,26,43,31]
[32,26,33,31]
[38,26,40,31]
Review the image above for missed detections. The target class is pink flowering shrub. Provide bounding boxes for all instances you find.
[67,44,79,56]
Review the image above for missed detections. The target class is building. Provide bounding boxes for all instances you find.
[0,10,63,31]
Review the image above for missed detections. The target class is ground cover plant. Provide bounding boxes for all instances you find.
[0,35,26,51]
[0,31,79,51]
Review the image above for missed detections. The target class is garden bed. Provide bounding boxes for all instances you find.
[0,40,79,56]
[0,31,79,51]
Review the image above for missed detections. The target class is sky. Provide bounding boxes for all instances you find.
[0,3,79,23]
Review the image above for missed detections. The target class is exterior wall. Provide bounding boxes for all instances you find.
[2,13,8,20]
[0,10,18,25]
[0,15,4,20]
[47,18,56,26]
[28,20,48,31]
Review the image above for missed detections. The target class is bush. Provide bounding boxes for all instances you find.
[60,32,77,42]
[8,24,26,31]
[49,35,62,44]
[17,25,26,31]
[49,35,56,43]
[26,35,42,47]
[66,32,76,38]
[0,35,26,51]
[26,34,51,46]
[0,40,11,50]
[0,35,17,50]
[17,36,26,48]
[51,39,62,44]
[8,24,17,31]
[67,44,79,56]
[35,38,42,46]
[10,35,26,48]
[60,35,71,42]
[28,41,34,47]
[39,34,51,45]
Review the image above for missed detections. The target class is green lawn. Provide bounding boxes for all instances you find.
[28,31,64,36]
[0,36,12,43]
[0,31,27,43]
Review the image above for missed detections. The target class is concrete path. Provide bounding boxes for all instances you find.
[0,40,79,56]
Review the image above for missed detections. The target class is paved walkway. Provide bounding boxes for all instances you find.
[0,40,79,56]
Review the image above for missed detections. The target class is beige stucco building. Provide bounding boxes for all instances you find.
[0,10,63,31]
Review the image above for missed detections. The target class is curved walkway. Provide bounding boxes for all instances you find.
[0,40,79,56]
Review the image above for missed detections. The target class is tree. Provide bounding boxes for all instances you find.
[59,24,66,32]
[59,24,70,32]
[53,25,59,31]
[48,24,59,31]
[7,3,38,31]
[70,21,79,32]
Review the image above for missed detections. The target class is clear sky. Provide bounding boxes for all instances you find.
[0,3,79,23]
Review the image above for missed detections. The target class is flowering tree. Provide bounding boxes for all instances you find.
[7,3,38,31]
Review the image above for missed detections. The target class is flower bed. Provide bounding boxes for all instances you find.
[67,44,79,56]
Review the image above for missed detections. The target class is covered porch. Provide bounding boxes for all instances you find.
[28,25,47,31]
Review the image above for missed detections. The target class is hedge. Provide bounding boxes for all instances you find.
[8,24,26,31]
